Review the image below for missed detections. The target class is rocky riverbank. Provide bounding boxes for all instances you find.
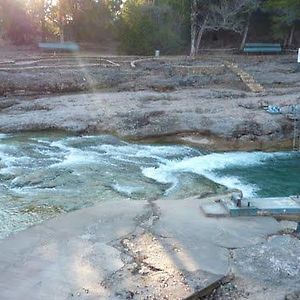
[0,88,298,151]
[1,53,299,151]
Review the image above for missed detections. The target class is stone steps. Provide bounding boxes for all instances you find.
[226,62,264,93]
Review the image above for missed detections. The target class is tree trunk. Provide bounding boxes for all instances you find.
[59,0,64,43]
[41,0,46,42]
[240,17,250,51]
[283,34,289,48]
[41,20,46,42]
[190,0,198,57]
[288,24,295,48]
[60,29,65,43]
[194,15,208,56]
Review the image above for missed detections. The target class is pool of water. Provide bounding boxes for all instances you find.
[0,132,299,238]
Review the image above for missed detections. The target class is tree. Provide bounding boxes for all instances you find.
[0,0,37,45]
[108,0,123,15]
[157,0,190,46]
[25,0,49,42]
[71,0,112,42]
[190,0,261,56]
[117,0,186,55]
[265,0,300,47]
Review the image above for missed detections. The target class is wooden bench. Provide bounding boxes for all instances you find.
[38,42,80,52]
[243,43,282,54]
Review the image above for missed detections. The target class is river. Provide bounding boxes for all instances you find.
[0,132,299,239]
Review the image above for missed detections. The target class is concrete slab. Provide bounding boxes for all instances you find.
[200,202,229,217]
[0,200,147,300]
[152,197,280,274]
[0,196,286,300]
[252,197,300,210]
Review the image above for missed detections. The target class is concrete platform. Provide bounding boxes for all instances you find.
[221,196,300,217]
[200,201,229,217]
[0,196,291,300]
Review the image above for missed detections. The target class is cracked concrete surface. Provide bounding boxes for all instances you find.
[0,196,299,300]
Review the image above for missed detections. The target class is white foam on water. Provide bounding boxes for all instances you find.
[48,139,96,167]
[30,138,52,144]
[142,152,289,197]
[0,145,27,170]
[90,144,198,168]
[205,174,258,197]
[135,145,200,158]
[50,148,98,167]
[93,143,196,157]
[0,144,15,152]
[111,183,144,196]
[50,140,72,152]
[142,167,179,195]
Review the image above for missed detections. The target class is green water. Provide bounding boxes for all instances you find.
[0,132,299,239]
[217,153,300,197]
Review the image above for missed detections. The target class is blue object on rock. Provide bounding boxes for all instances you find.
[266,105,282,114]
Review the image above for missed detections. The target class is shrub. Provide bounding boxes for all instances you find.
[117,1,185,55]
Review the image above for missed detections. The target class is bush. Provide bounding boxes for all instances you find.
[71,2,112,43]
[2,3,37,45]
[117,2,185,55]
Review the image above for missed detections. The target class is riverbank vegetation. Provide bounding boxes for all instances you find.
[0,0,299,54]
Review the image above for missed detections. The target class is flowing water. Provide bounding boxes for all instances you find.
[0,132,299,239]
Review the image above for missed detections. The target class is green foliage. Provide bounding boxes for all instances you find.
[0,0,37,45]
[157,0,191,44]
[0,0,299,48]
[264,0,300,39]
[116,1,187,55]
[71,2,112,42]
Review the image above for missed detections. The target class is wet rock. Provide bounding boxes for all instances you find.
[233,120,263,138]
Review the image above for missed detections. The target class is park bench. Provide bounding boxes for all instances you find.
[243,43,282,54]
[38,42,80,52]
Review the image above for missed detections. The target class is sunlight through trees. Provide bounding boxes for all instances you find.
[0,0,299,54]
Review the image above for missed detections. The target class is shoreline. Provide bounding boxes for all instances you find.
[1,53,299,153]
[0,88,298,152]
[0,129,295,152]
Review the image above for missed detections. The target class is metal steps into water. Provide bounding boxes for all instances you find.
[201,195,300,218]
[284,105,300,151]
[266,104,299,151]
[292,115,300,151]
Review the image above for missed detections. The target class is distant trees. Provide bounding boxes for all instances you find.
[0,0,114,44]
[0,0,37,45]
[57,0,113,43]
[116,0,186,55]
[190,0,261,56]
[265,0,300,47]
[0,0,299,53]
